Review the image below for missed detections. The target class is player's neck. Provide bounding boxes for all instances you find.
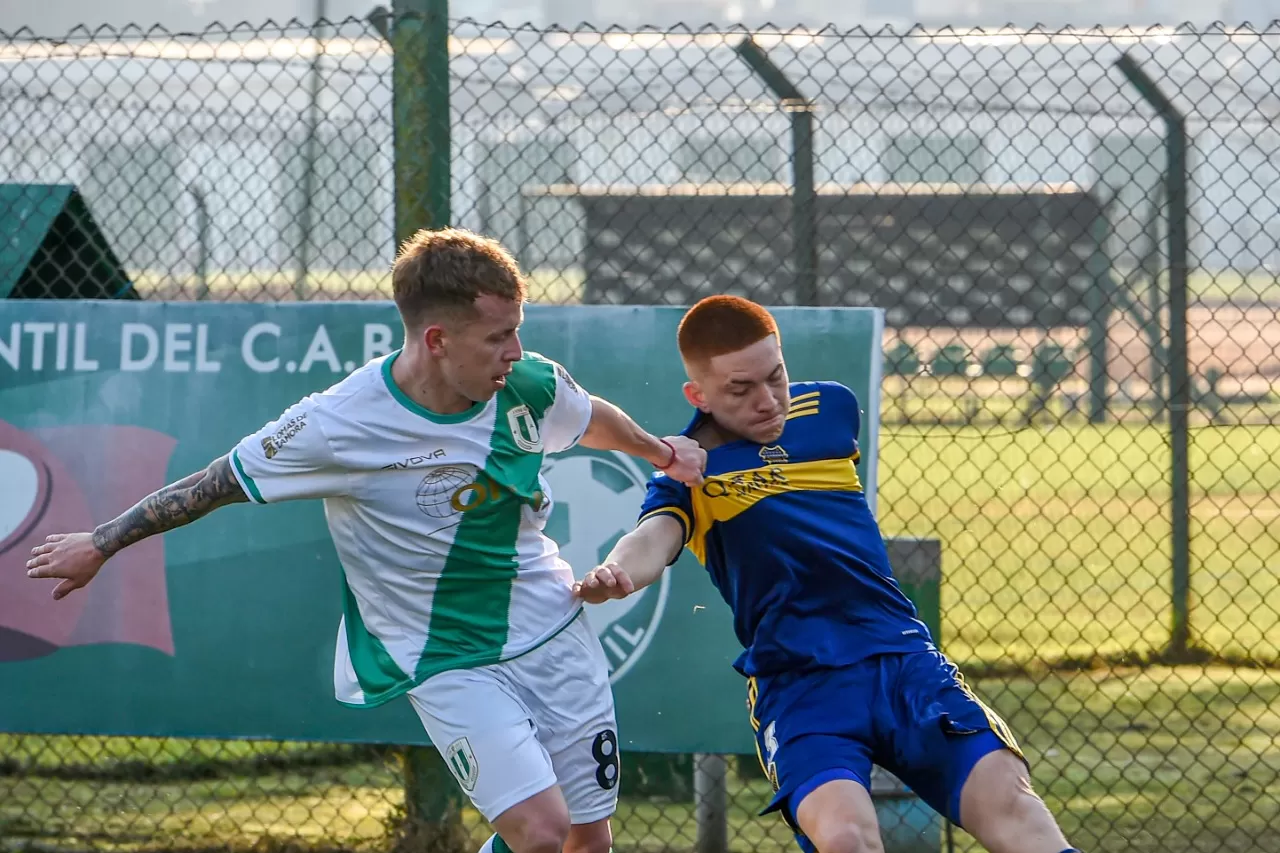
[390,345,477,415]
[693,417,740,451]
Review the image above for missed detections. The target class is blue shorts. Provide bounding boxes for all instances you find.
[747,650,1025,851]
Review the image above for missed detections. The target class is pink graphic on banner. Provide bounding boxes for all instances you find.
[0,418,176,662]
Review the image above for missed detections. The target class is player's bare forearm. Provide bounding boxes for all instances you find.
[580,398,707,487]
[604,515,685,591]
[579,396,670,467]
[91,455,248,559]
[576,516,683,603]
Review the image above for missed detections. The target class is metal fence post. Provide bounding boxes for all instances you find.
[694,753,728,853]
[188,183,209,301]
[734,37,818,306]
[1085,210,1114,423]
[387,0,463,847]
[392,0,451,243]
[295,0,327,298]
[1114,52,1192,659]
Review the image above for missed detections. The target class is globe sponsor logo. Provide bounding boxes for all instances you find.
[415,466,547,522]
[415,466,474,519]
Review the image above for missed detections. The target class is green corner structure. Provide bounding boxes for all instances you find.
[0,184,135,300]
[881,537,944,853]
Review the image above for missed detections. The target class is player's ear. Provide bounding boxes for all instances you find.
[682,380,708,411]
[423,325,447,356]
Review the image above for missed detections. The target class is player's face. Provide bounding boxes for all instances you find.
[686,335,790,444]
[436,294,524,402]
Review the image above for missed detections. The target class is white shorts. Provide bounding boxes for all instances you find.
[406,610,619,825]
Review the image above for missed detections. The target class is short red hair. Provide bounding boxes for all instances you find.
[677,295,780,367]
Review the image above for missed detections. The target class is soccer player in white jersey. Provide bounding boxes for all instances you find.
[25,228,707,853]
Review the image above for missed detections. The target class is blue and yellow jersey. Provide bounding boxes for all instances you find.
[638,381,935,678]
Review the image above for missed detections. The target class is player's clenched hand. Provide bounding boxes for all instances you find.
[572,562,635,604]
[660,435,706,487]
[27,533,107,600]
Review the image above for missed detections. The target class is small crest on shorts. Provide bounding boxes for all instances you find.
[763,721,779,764]
[762,721,780,792]
[445,737,479,792]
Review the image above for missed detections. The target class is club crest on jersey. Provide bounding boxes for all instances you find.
[759,445,789,465]
[507,405,543,453]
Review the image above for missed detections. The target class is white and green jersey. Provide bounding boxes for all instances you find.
[228,350,595,708]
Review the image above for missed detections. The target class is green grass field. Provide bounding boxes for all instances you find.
[3,667,1276,853]
[879,420,1280,672]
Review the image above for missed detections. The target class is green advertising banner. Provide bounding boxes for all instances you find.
[0,302,883,755]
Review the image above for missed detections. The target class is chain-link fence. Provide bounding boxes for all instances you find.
[4,14,1280,853]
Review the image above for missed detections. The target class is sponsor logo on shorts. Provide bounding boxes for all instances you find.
[445,737,479,792]
[762,721,780,791]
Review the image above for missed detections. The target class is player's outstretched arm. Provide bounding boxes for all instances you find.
[572,514,684,604]
[578,396,705,486]
[26,455,248,600]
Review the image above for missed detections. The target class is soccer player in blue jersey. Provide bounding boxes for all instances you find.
[572,295,1081,853]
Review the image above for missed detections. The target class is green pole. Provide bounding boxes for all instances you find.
[1115,53,1192,659]
[188,184,210,301]
[1084,209,1112,424]
[791,105,818,306]
[402,744,470,853]
[393,0,451,245]
[386,1,465,845]
[734,37,818,305]
[1141,181,1169,423]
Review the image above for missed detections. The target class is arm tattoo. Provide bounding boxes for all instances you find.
[92,455,249,558]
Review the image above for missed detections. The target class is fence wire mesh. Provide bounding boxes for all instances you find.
[3,14,1280,853]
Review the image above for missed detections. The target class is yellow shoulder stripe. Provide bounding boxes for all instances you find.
[788,390,820,420]
[790,390,820,406]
